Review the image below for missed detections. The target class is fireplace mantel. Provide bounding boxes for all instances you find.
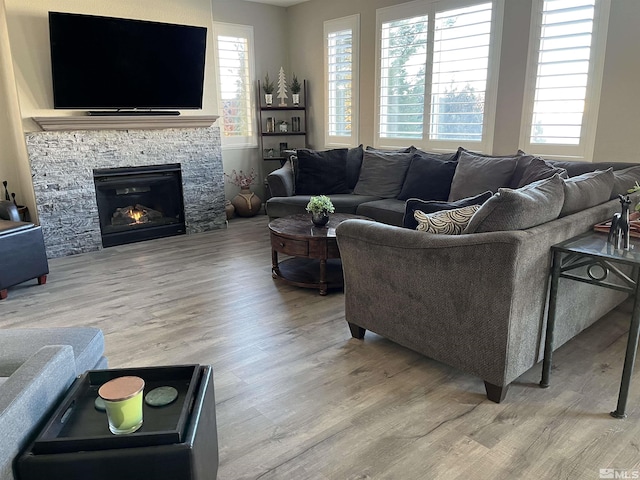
[32,115,219,131]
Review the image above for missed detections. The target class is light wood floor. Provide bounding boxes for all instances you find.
[2,215,640,479]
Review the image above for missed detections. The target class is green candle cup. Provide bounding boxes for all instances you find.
[98,376,145,435]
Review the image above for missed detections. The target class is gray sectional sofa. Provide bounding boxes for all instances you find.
[267,145,640,402]
[0,328,107,480]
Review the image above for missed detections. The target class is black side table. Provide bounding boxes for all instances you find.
[541,231,640,418]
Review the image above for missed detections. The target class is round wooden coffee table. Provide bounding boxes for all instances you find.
[269,213,371,295]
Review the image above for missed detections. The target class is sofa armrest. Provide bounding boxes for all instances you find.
[266,160,295,197]
[0,201,20,222]
[0,345,76,480]
[336,220,526,386]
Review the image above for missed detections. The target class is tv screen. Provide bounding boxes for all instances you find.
[48,12,207,110]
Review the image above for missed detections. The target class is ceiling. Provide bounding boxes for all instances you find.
[242,0,311,7]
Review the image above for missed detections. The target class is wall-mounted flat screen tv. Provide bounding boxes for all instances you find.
[48,12,207,111]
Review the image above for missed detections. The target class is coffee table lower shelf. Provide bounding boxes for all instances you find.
[272,257,343,295]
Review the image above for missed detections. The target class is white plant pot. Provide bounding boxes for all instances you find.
[292,93,300,106]
[264,94,273,106]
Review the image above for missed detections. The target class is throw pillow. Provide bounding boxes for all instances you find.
[294,148,349,195]
[612,165,640,199]
[516,156,568,188]
[397,152,458,201]
[403,191,493,230]
[346,144,364,190]
[414,205,480,235]
[560,168,615,217]
[448,149,519,201]
[353,150,413,198]
[464,174,565,234]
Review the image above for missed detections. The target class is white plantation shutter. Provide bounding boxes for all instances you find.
[521,0,610,159]
[325,15,360,147]
[375,0,502,151]
[378,12,428,141]
[213,23,256,148]
[430,2,493,142]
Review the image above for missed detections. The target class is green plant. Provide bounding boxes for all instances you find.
[290,74,301,94]
[262,73,275,94]
[306,195,335,214]
[628,182,640,212]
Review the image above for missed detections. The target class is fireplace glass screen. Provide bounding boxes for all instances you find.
[93,164,185,247]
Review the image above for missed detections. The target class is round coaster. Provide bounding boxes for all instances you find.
[94,396,106,412]
[145,386,178,407]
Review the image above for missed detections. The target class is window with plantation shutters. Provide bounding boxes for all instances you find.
[324,15,360,148]
[375,0,503,152]
[520,0,610,160]
[212,23,257,148]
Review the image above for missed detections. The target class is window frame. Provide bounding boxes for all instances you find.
[519,0,611,161]
[211,22,257,150]
[324,14,360,148]
[373,0,504,153]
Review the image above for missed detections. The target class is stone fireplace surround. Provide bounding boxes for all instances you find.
[25,120,225,258]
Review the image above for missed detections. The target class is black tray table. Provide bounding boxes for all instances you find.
[17,365,218,480]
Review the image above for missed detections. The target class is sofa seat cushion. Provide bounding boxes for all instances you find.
[448,149,519,201]
[464,174,565,233]
[353,150,413,198]
[560,168,615,217]
[294,148,349,195]
[266,194,380,219]
[0,327,106,376]
[356,199,405,226]
[397,152,458,201]
[403,191,493,230]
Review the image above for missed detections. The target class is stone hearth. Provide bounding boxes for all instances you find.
[26,124,225,258]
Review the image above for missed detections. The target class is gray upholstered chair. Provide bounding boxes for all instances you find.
[0,201,49,300]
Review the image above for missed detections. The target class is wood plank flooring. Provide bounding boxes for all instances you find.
[2,215,640,479]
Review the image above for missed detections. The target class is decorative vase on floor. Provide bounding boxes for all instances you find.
[225,200,235,220]
[311,212,329,227]
[232,188,262,217]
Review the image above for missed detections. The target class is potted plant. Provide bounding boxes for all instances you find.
[290,74,301,106]
[263,73,275,106]
[306,195,335,227]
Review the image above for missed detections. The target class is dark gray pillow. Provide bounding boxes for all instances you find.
[353,150,413,198]
[516,156,568,188]
[396,152,458,201]
[448,149,519,201]
[365,145,415,154]
[403,191,492,229]
[612,165,640,199]
[294,148,349,195]
[560,168,615,217]
[346,144,364,190]
[464,174,565,233]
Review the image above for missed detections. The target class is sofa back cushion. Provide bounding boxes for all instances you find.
[448,148,518,201]
[560,168,615,217]
[403,191,492,229]
[397,151,458,201]
[353,150,413,198]
[346,145,364,190]
[294,148,349,195]
[611,165,640,199]
[516,156,568,188]
[464,174,565,233]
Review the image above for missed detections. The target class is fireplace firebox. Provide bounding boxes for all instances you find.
[93,164,186,247]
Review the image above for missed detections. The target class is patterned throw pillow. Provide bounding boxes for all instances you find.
[414,205,480,235]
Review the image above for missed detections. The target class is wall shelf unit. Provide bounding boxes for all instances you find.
[257,80,308,163]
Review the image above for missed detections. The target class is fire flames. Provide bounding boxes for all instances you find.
[130,208,144,224]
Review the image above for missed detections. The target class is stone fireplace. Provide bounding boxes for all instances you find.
[25,121,225,258]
